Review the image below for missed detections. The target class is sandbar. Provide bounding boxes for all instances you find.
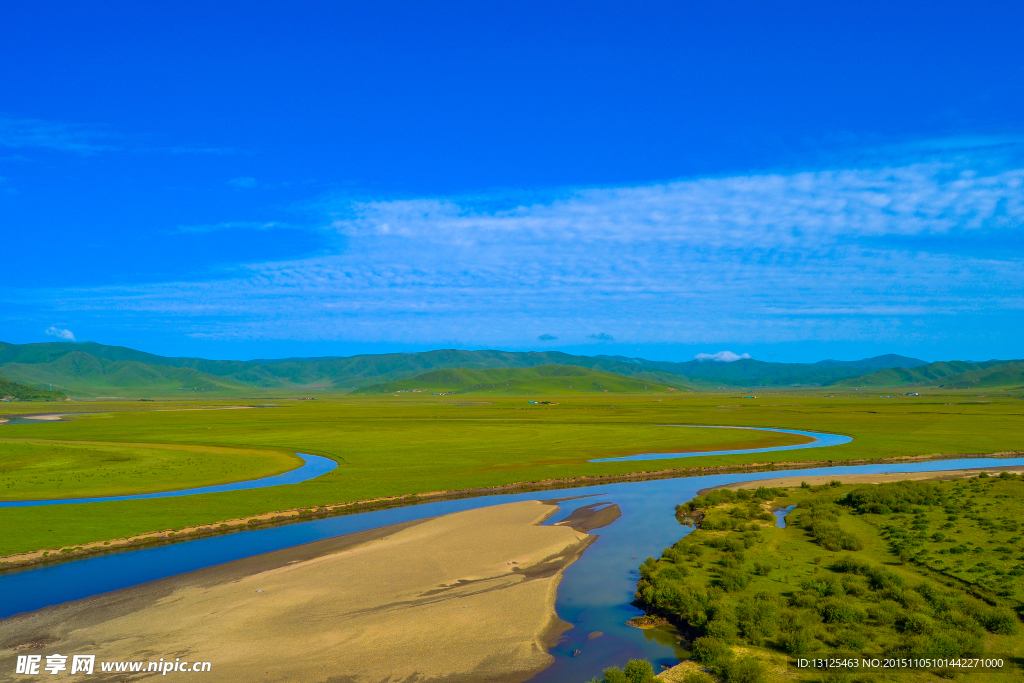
[0,501,603,683]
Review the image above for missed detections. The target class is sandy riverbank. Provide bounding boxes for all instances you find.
[1,500,610,683]
[709,465,1024,492]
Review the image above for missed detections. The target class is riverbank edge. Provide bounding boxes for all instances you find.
[3,450,1022,572]
[696,464,1024,495]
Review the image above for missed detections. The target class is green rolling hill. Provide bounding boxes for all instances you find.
[352,364,679,395]
[0,376,67,401]
[0,343,691,397]
[836,359,1024,389]
[0,340,1018,398]
[622,353,929,388]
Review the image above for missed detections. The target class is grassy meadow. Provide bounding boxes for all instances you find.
[0,389,1022,557]
[353,364,678,394]
[0,440,297,500]
[633,474,1024,682]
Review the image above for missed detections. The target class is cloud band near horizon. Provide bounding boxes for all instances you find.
[7,157,1023,348]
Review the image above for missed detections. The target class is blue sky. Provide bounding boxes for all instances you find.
[2,2,1023,363]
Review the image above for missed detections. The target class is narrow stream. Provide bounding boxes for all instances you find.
[773,504,797,528]
[2,456,1021,682]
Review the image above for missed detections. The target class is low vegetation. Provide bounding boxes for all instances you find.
[631,475,1024,681]
[590,659,658,683]
[0,376,66,401]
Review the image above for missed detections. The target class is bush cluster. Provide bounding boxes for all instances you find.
[632,477,1024,676]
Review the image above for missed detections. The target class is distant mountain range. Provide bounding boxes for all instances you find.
[0,341,1019,397]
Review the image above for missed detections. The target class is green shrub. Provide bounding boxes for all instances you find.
[691,636,732,667]
[622,660,656,683]
[809,522,863,551]
[601,660,657,683]
[721,656,766,683]
[683,673,715,683]
[719,568,750,592]
[867,601,903,626]
[779,628,817,655]
[820,670,851,683]
[837,627,867,650]
[736,591,782,643]
[817,597,867,624]
[601,668,628,683]
[982,606,1019,634]
[898,612,934,634]
[707,616,738,641]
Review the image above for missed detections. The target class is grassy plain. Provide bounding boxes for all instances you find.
[0,440,298,500]
[353,364,677,394]
[0,390,1022,557]
[636,474,1024,681]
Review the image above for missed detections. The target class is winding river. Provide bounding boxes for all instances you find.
[590,425,852,462]
[3,455,1023,682]
[2,419,1016,679]
[0,423,846,505]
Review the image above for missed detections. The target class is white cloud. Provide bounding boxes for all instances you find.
[13,155,1024,346]
[228,176,258,188]
[45,326,75,341]
[694,351,751,363]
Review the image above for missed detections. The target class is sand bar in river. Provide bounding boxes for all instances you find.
[1,500,608,683]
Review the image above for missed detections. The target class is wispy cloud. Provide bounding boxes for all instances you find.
[228,176,258,188]
[44,326,75,341]
[14,154,1024,346]
[0,116,235,157]
[174,221,295,234]
[0,117,116,154]
[538,334,557,341]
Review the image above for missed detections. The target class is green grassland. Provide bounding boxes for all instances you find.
[353,364,679,394]
[0,440,298,500]
[0,390,1022,557]
[634,475,1024,682]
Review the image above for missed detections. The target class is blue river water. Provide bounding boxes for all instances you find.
[0,420,845,504]
[590,425,852,462]
[772,504,798,528]
[2,456,1021,683]
[0,454,337,507]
